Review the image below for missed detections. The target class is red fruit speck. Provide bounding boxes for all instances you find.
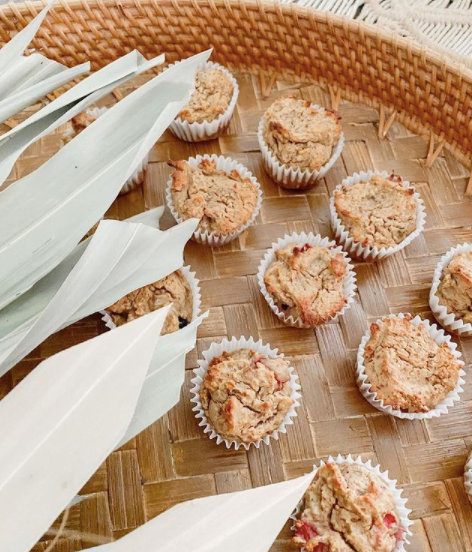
[293,243,311,255]
[383,513,397,528]
[295,521,318,541]
[314,545,328,552]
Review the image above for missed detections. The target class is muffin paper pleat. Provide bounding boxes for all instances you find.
[190,336,301,450]
[257,232,357,328]
[166,153,263,246]
[168,61,239,142]
[356,312,466,419]
[257,104,345,190]
[329,170,427,261]
[63,106,149,195]
[464,451,472,504]
[430,242,472,337]
[100,265,202,331]
[290,454,413,552]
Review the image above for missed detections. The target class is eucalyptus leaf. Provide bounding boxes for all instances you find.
[0,217,198,375]
[117,311,209,447]
[0,51,166,187]
[0,49,210,310]
[0,306,170,552]
[88,473,314,552]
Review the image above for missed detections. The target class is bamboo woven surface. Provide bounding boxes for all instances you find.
[1,69,472,552]
[1,0,472,173]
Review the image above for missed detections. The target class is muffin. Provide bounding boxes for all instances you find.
[363,315,461,413]
[435,251,472,324]
[62,106,148,194]
[263,243,348,326]
[293,463,402,552]
[262,96,342,172]
[198,348,294,444]
[168,158,259,238]
[62,108,105,145]
[105,269,193,336]
[178,67,234,124]
[333,173,418,250]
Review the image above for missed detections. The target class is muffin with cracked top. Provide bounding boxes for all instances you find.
[262,96,342,172]
[435,251,472,325]
[293,463,403,552]
[168,158,259,240]
[333,173,419,251]
[263,243,348,327]
[178,66,234,124]
[105,269,193,336]
[198,348,294,444]
[363,315,461,413]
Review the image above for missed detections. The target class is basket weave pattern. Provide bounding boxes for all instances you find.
[0,2,472,551]
[1,0,472,170]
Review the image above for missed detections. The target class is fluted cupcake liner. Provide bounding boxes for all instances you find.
[330,170,427,261]
[166,153,262,246]
[63,106,149,195]
[190,336,301,451]
[100,265,201,331]
[257,105,345,190]
[430,242,472,337]
[257,232,357,328]
[168,61,239,142]
[290,454,413,552]
[464,451,472,504]
[356,312,466,419]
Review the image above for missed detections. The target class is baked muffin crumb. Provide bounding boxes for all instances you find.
[199,348,294,444]
[294,463,402,552]
[334,173,418,250]
[106,269,193,336]
[363,315,461,412]
[169,158,258,236]
[262,96,342,171]
[436,251,472,324]
[264,243,347,326]
[178,67,234,124]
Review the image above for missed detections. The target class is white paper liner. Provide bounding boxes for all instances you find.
[256,232,357,328]
[429,242,472,337]
[290,454,413,552]
[62,106,149,195]
[464,451,472,504]
[356,312,466,419]
[330,170,427,261]
[257,105,345,190]
[168,61,239,142]
[190,336,301,450]
[166,153,262,246]
[100,265,201,332]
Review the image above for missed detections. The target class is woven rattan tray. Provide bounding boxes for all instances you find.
[1,1,472,551]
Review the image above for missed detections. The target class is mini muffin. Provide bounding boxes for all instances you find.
[436,251,472,324]
[363,315,461,413]
[178,67,234,124]
[62,108,106,145]
[199,348,294,444]
[263,243,348,326]
[262,96,342,172]
[105,269,193,336]
[168,158,259,237]
[334,173,418,250]
[293,463,402,552]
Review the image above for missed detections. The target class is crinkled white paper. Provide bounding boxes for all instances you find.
[88,472,314,552]
[0,307,170,552]
[0,50,210,310]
